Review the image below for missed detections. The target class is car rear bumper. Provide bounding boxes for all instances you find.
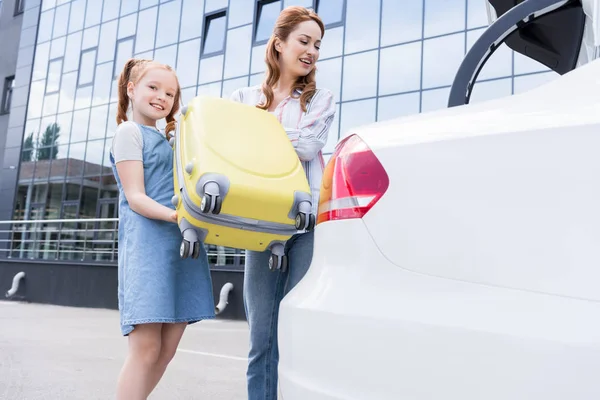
[278,219,600,400]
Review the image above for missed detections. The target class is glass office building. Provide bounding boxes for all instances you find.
[2,0,557,265]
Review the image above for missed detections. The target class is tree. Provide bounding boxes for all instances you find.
[22,132,34,162]
[36,123,60,161]
[21,123,61,162]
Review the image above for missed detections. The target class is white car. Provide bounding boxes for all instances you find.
[278,0,600,399]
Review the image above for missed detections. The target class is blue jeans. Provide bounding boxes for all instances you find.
[244,231,314,400]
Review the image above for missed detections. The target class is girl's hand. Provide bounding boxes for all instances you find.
[169,211,178,223]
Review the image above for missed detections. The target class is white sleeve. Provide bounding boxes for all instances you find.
[111,121,143,163]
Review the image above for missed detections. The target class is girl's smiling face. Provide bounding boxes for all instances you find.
[127,67,178,127]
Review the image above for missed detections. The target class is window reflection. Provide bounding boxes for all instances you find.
[468,0,490,28]
[467,28,512,81]
[318,25,343,60]
[180,0,205,41]
[75,86,93,109]
[176,39,201,88]
[58,72,77,113]
[381,0,423,46]
[82,26,100,50]
[84,140,105,173]
[88,106,109,141]
[422,33,464,89]
[114,37,135,79]
[377,92,420,122]
[53,4,70,39]
[342,50,377,101]
[156,0,181,48]
[344,0,379,54]
[222,77,249,99]
[153,44,177,69]
[33,42,50,81]
[135,7,158,54]
[316,57,342,100]
[513,50,551,75]
[197,81,222,98]
[251,44,267,74]
[513,72,558,94]
[255,1,281,44]
[43,93,59,116]
[64,32,82,72]
[229,0,256,28]
[379,42,421,96]
[84,0,103,28]
[46,59,63,94]
[78,49,97,86]
[50,37,66,59]
[424,0,465,38]
[340,99,376,137]
[55,112,73,146]
[317,0,344,26]
[120,0,138,16]
[92,63,113,106]
[421,87,450,113]
[198,55,224,84]
[98,20,118,63]
[71,109,90,143]
[203,11,227,56]
[28,81,45,119]
[69,0,86,33]
[205,0,228,13]
[469,78,512,103]
[118,14,137,39]
[38,10,54,43]
[102,0,120,23]
[225,25,252,79]
[140,0,159,8]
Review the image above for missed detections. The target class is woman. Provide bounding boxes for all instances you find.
[230,6,335,400]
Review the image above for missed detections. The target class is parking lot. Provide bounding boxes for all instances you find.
[0,301,248,399]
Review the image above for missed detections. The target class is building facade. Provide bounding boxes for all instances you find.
[0,0,558,312]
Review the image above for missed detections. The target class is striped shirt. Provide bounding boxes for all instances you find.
[230,85,336,215]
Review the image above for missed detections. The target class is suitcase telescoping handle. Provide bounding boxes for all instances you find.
[447,0,571,107]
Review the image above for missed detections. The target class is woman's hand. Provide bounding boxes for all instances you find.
[169,211,178,223]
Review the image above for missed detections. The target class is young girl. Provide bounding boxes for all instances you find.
[110,58,215,399]
[230,6,335,400]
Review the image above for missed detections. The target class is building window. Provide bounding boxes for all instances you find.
[78,48,97,87]
[316,0,345,27]
[202,10,227,57]
[113,37,135,80]
[14,0,24,16]
[254,0,281,44]
[1,76,14,114]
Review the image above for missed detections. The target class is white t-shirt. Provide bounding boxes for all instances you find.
[111,121,146,163]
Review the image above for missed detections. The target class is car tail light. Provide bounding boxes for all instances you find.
[317,134,389,224]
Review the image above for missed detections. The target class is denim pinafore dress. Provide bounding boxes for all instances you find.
[110,123,215,335]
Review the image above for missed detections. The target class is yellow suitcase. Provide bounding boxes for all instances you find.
[170,96,315,271]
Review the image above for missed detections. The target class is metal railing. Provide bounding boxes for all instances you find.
[0,218,245,267]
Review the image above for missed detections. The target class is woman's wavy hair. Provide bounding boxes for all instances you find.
[258,6,325,113]
[116,58,181,139]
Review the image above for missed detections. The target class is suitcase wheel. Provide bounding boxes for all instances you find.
[307,214,316,231]
[191,241,200,259]
[180,240,190,259]
[268,254,288,272]
[180,239,201,259]
[295,213,307,230]
[201,194,222,215]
